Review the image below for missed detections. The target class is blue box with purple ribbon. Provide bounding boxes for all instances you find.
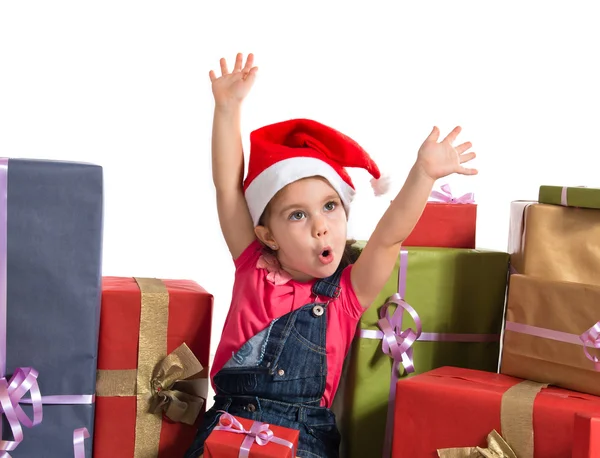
[1,158,102,457]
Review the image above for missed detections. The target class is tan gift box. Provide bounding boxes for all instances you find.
[501,274,600,396]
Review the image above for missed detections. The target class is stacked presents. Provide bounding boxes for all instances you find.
[1,158,213,457]
[335,184,600,457]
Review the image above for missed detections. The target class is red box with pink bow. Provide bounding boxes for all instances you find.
[402,184,477,248]
[204,413,299,458]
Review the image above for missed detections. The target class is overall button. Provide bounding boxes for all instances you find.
[312,305,324,317]
[247,403,256,412]
[277,369,285,376]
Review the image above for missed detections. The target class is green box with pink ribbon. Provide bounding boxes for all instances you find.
[538,185,600,209]
[334,242,509,458]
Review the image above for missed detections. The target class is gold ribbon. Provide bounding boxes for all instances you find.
[96,277,207,458]
[437,381,547,458]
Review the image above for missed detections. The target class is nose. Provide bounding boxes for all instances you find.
[312,215,328,238]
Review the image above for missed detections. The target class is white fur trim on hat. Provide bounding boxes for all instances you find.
[245,157,355,226]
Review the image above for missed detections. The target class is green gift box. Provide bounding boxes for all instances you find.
[336,243,509,458]
[538,185,600,209]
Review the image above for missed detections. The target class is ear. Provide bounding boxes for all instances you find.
[254,225,278,250]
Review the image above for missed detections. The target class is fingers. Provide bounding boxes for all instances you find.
[219,57,229,76]
[242,66,259,82]
[233,53,243,72]
[209,69,217,82]
[454,141,472,155]
[443,126,462,144]
[459,151,476,164]
[426,126,440,143]
[458,166,478,175]
[243,53,255,73]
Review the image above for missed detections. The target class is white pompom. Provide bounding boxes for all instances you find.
[370,175,391,196]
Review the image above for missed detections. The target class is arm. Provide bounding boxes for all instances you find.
[351,126,478,307]
[209,53,258,259]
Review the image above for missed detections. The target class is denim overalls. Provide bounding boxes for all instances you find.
[184,266,344,458]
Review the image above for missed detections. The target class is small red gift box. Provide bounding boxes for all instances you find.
[573,413,600,458]
[205,413,299,458]
[392,366,600,458]
[402,185,476,249]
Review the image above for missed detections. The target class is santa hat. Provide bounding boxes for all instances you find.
[243,118,389,226]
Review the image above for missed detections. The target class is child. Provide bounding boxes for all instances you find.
[185,53,477,458]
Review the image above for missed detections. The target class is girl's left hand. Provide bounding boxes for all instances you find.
[415,126,477,180]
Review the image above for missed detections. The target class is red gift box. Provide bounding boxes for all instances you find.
[573,413,600,458]
[205,413,299,458]
[402,185,476,248]
[393,366,600,458]
[93,277,213,458]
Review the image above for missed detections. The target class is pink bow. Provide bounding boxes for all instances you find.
[580,322,600,370]
[256,254,292,285]
[430,184,475,204]
[213,412,295,458]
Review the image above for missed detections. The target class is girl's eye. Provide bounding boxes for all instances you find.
[324,201,337,211]
[289,211,305,221]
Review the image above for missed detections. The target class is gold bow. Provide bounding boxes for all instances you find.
[437,380,547,458]
[438,430,517,458]
[148,342,205,425]
[96,277,207,458]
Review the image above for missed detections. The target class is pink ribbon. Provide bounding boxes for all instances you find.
[506,320,600,370]
[212,411,295,457]
[0,158,91,457]
[560,185,587,206]
[429,184,475,204]
[359,250,499,458]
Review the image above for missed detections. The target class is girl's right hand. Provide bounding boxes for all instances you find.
[209,53,258,109]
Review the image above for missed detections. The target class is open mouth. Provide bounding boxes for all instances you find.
[318,247,333,265]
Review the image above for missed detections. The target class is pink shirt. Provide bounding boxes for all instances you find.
[211,240,364,407]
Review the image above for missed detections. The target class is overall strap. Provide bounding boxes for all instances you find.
[311,264,344,299]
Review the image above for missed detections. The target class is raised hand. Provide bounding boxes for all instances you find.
[415,126,478,180]
[209,53,258,108]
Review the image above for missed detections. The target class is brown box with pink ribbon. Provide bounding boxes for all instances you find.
[204,413,299,457]
[501,274,600,397]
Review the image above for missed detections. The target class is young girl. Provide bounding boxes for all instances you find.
[185,53,477,458]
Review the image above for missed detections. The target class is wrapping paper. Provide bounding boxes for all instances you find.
[573,413,600,458]
[1,158,103,457]
[501,274,600,396]
[392,366,600,458]
[338,243,509,458]
[538,185,600,209]
[93,277,213,458]
[507,201,600,285]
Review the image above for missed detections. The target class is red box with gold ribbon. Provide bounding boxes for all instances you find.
[402,184,477,249]
[392,367,600,458]
[93,277,213,458]
[204,413,299,458]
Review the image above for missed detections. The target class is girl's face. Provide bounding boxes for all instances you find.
[255,177,348,282]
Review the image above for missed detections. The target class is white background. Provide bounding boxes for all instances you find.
[2,1,598,403]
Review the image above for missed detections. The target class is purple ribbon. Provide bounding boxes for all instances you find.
[506,320,600,370]
[359,250,499,458]
[0,158,91,457]
[429,184,475,204]
[212,411,295,457]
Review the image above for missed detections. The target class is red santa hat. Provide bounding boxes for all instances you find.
[243,118,389,226]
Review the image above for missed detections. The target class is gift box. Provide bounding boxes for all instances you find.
[1,158,103,456]
[508,201,600,284]
[393,366,600,458]
[402,184,477,248]
[338,243,509,458]
[205,413,299,458]
[501,274,600,396]
[573,413,600,458]
[93,277,213,458]
[539,185,600,209]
